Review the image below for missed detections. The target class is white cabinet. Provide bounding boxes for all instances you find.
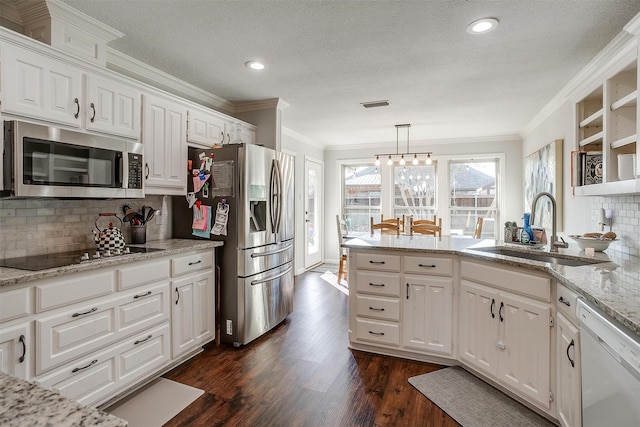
[1,43,141,139]
[187,109,226,147]
[556,313,582,427]
[0,323,30,380]
[171,270,215,358]
[143,93,188,194]
[1,43,82,127]
[85,74,141,139]
[403,275,453,355]
[459,260,552,410]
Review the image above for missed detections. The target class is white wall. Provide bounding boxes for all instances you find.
[323,137,523,263]
[281,128,325,274]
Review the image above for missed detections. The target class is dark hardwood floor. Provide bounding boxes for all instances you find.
[163,271,460,427]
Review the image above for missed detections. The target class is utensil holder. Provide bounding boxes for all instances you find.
[130,224,147,244]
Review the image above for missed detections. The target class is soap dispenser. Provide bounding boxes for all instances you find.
[521,213,534,243]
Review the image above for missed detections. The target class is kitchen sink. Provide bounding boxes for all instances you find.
[470,247,606,267]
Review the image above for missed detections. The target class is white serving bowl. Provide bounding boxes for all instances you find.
[569,235,617,252]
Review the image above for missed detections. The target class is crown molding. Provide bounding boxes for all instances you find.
[234,98,290,113]
[623,11,640,36]
[282,126,326,150]
[106,47,234,113]
[522,30,637,138]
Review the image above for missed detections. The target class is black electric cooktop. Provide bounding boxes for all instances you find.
[0,247,165,271]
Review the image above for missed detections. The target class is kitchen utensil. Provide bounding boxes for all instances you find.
[93,213,125,251]
[144,207,156,223]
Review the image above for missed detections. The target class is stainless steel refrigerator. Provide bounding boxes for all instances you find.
[172,143,294,346]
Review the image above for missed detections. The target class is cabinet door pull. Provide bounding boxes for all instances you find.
[134,334,153,345]
[145,163,150,179]
[73,98,80,119]
[369,260,385,264]
[133,291,152,299]
[369,307,385,312]
[90,102,96,122]
[418,263,436,268]
[368,283,385,287]
[72,307,98,317]
[406,283,409,300]
[175,288,180,305]
[368,331,385,336]
[499,301,504,322]
[567,339,575,368]
[18,335,26,363]
[558,296,571,307]
[188,260,202,266]
[72,359,98,373]
[490,298,496,318]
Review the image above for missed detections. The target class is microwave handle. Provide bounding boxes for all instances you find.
[116,153,124,188]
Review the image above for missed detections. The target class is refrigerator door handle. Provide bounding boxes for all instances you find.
[250,244,293,258]
[269,159,283,234]
[251,266,293,286]
[269,160,278,233]
[274,159,283,233]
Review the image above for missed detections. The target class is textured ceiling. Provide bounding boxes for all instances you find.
[60,0,640,147]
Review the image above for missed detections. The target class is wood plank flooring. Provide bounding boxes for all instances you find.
[163,271,460,427]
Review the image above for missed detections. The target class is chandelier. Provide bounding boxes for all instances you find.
[374,124,432,167]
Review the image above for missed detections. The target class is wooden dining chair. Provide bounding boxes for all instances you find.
[370,215,402,235]
[473,217,484,239]
[336,215,349,283]
[409,215,442,237]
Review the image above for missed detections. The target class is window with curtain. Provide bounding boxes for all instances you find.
[448,159,499,238]
[342,165,381,232]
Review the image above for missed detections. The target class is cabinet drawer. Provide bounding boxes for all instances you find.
[36,322,170,406]
[36,270,115,313]
[556,284,579,323]
[355,318,400,346]
[404,255,453,276]
[36,282,169,374]
[118,259,170,291]
[171,251,214,276]
[355,253,400,272]
[460,260,550,301]
[0,287,31,322]
[356,295,400,321]
[355,272,401,297]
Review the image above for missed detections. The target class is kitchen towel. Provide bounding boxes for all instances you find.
[192,206,211,238]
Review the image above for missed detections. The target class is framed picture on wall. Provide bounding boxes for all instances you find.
[524,139,563,232]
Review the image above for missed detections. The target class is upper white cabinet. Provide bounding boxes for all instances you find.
[1,43,83,127]
[85,74,141,139]
[1,42,141,139]
[574,43,639,195]
[187,108,257,147]
[143,93,188,194]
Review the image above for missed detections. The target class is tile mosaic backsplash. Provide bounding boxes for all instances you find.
[591,194,640,258]
[0,195,172,260]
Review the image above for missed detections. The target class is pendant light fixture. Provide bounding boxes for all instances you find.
[374,124,432,166]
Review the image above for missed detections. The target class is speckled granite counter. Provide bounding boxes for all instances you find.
[0,372,127,427]
[0,239,223,288]
[344,234,640,339]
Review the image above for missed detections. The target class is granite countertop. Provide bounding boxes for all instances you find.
[0,239,223,288]
[0,372,127,427]
[344,234,640,339]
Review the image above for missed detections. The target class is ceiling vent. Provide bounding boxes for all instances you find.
[361,100,390,108]
[0,0,123,66]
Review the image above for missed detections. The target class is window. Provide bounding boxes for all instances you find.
[343,165,381,232]
[393,164,436,219]
[448,159,498,238]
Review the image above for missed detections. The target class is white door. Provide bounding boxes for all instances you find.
[304,157,323,269]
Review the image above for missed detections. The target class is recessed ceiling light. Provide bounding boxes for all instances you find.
[245,60,265,70]
[466,18,499,34]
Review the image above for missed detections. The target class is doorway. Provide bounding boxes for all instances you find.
[304,157,323,269]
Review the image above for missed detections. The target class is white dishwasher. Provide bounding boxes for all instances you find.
[577,299,640,427]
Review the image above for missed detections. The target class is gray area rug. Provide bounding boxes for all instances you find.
[409,366,555,427]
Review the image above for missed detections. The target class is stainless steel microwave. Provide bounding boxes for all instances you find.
[2,121,144,198]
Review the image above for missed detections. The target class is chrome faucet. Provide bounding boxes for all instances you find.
[530,192,568,252]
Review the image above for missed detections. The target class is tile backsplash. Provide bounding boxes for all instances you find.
[591,194,640,258]
[0,195,172,261]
